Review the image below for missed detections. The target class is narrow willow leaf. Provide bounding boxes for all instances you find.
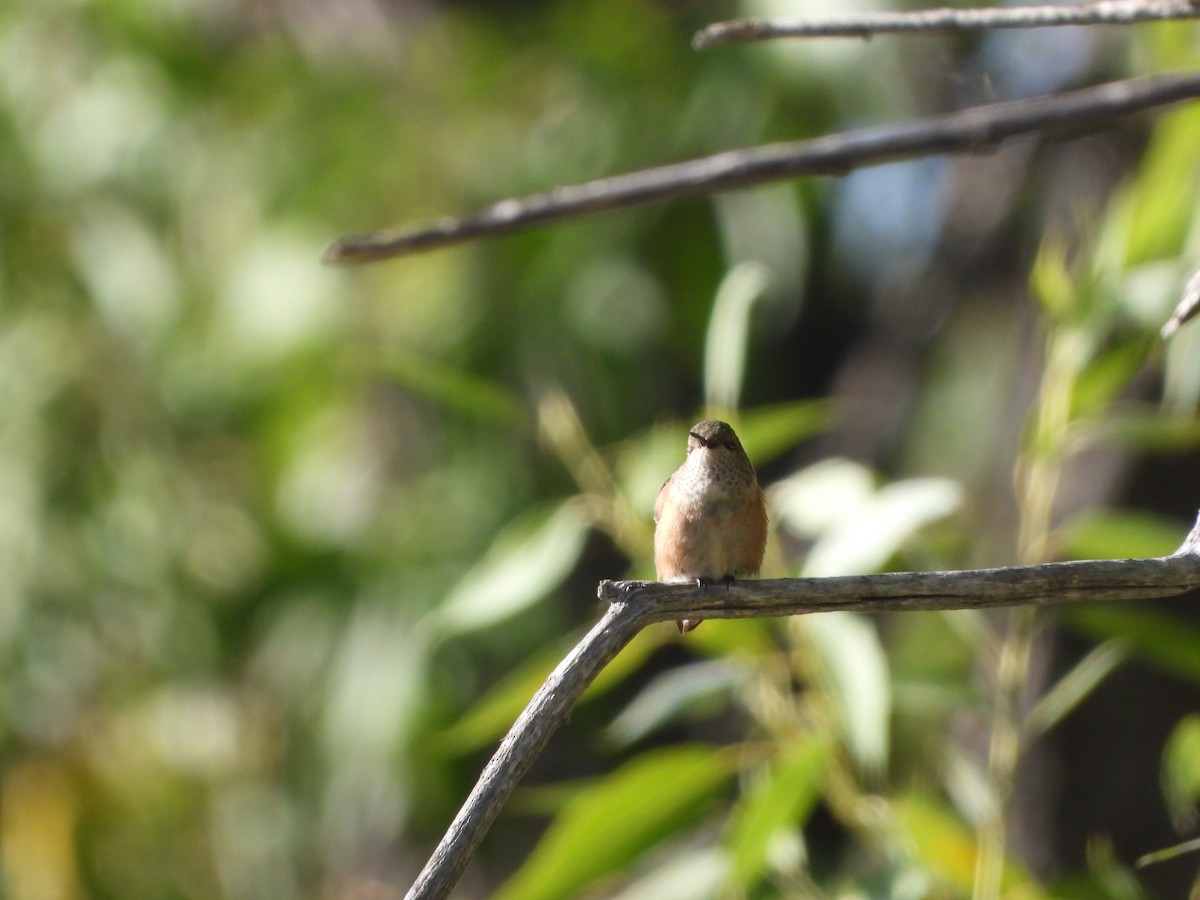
[494,746,736,900]
[434,499,591,636]
[1025,640,1128,739]
[704,261,773,413]
[803,612,890,780]
[802,476,962,578]
[606,659,750,748]
[1137,835,1200,868]
[372,350,526,424]
[1162,714,1200,830]
[607,847,727,900]
[725,738,830,891]
[1065,607,1200,684]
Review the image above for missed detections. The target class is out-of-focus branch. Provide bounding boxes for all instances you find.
[694,1,1200,47]
[404,520,1200,900]
[1162,266,1200,338]
[325,72,1200,265]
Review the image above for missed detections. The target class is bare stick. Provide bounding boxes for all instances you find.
[405,523,1200,900]
[694,1,1200,47]
[1162,266,1200,338]
[405,598,653,900]
[325,71,1200,265]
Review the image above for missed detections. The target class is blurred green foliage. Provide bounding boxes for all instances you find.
[5,1,1200,898]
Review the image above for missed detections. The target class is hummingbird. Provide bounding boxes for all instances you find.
[653,419,768,633]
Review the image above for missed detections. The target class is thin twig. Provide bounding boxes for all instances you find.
[325,71,1200,265]
[1162,266,1200,338]
[694,1,1200,47]
[405,599,653,900]
[406,531,1200,900]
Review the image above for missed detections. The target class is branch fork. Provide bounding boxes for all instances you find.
[406,516,1200,899]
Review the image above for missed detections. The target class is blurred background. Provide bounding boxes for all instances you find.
[5,0,1200,897]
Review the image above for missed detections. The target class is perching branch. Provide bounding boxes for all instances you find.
[325,71,1200,265]
[694,1,1200,47]
[405,600,653,900]
[405,522,1200,900]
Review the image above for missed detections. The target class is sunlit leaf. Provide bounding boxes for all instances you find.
[725,738,830,891]
[802,476,963,578]
[1123,104,1200,267]
[494,746,736,900]
[1162,714,1200,830]
[704,261,773,414]
[897,792,1044,896]
[801,612,890,779]
[895,792,978,894]
[433,500,592,636]
[606,847,727,900]
[773,458,875,538]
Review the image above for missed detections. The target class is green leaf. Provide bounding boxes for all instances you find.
[1058,509,1186,561]
[602,847,727,900]
[1137,836,1200,869]
[433,500,591,636]
[803,612,890,780]
[897,792,1044,896]
[1092,411,1200,452]
[1071,339,1154,422]
[1031,238,1077,321]
[1054,837,1147,898]
[1162,714,1200,830]
[704,261,773,414]
[1065,606,1200,684]
[725,738,830,891]
[371,350,527,424]
[800,473,963,578]
[606,659,749,748]
[437,628,660,753]
[1123,105,1200,267]
[494,746,736,900]
[1025,640,1128,738]
[733,399,831,465]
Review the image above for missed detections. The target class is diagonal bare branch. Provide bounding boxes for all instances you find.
[404,521,1200,900]
[325,71,1200,266]
[694,1,1200,47]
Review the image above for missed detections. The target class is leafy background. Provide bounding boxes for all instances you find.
[4,0,1200,898]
